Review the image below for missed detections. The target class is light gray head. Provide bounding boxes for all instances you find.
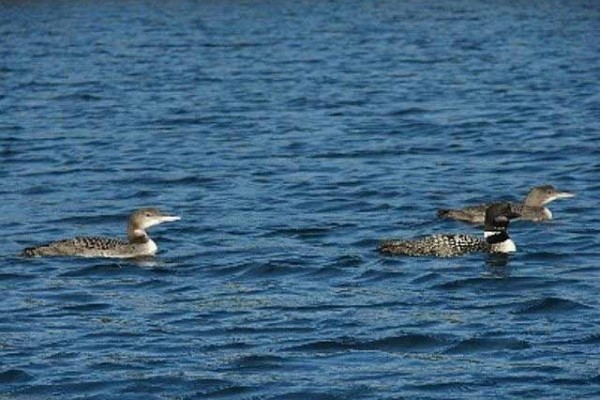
[523,185,575,207]
[127,208,180,241]
[129,208,181,230]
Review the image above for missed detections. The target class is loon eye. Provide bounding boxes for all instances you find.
[145,212,151,217]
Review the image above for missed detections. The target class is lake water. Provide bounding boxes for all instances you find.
[1,0,599,399]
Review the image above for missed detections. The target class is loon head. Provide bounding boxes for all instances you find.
[484,202,521,233]
[130,208,181,230]
[524,185,575,207]
[483,203,521,252]
[127,208,180,242]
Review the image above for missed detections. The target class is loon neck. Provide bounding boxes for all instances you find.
[484,230,516,253]
[127,225,150,244]
[484,230,509,244]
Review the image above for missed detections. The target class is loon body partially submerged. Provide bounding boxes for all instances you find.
[21,208,180,258]
[379,203,520,257]
[438,185,574,224]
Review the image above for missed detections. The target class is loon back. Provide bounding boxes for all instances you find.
[379,234,488,257]
[20,236,159,258]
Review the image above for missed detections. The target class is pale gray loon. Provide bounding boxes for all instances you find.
[437,185,574,224]
[379,203,520,257]
[21,208,180,258]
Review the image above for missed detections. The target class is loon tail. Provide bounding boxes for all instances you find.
[378,240,410,255]
[20,246,44,257]
[437,209,452,218]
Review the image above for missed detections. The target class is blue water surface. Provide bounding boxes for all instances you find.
[1,0,599,399]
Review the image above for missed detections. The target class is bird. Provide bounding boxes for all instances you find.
[21,208,180,258]
[379,202,520,257]
[437,185,574,224]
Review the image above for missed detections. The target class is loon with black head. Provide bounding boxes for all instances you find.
[437,185,574,224]
[21,208,180,258]
[379,203,520,257]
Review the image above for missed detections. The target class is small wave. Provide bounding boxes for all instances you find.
[21,185,57,195]
[364,334,449,352]
[273,392,338,400]
[151,116,214,127]
[285,337,360,352]
[579,333,600,344]
[44,291,98,303]
[411,272,442,284]
[304,266,346,279]
[356,269,407,283]
[222,326,314,335]
[59,263,132,277]
[286,334,449,353]
[432,276,564,291]
[432,277,500,290]
[60,303,111,312]
[0,272,36,281]
[514,297,591,314]
[404,380,473,392]
[202,342,252,352]
[0,125,24,133]
[445,337,530,354]
[266,226,333,239]
[51,92,103,101]
[550,375,600,385]
[226,354,286,371]
[387,107,430,116]
[203,384,256,398]
[238,259,309,278]
[0,369,33,383]
[520,251,573,261]
[155,175,216,186]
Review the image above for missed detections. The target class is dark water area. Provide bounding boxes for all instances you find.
[1,0,599,399]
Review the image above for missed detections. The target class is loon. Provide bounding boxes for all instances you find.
[21,208,180,258]
[379,203,520,257]
[437,185,575,224]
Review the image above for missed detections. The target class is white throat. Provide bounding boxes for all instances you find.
[484,231,516,253]
[142,238,158,256]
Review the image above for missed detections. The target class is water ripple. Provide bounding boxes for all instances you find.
[514,297,592,315]
[286,334,450,353]
[444,337,530,354]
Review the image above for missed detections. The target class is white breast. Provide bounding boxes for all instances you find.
[484,232,516,253]
[142,239,158,255]
[492,239,516,253]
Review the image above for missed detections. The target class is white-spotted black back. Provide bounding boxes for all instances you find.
[379,234,489,257]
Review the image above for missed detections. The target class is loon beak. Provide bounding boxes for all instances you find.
[555,191,575,199]
[158,215,181,223]
[146,215,180,228]
[543,191,575,205]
